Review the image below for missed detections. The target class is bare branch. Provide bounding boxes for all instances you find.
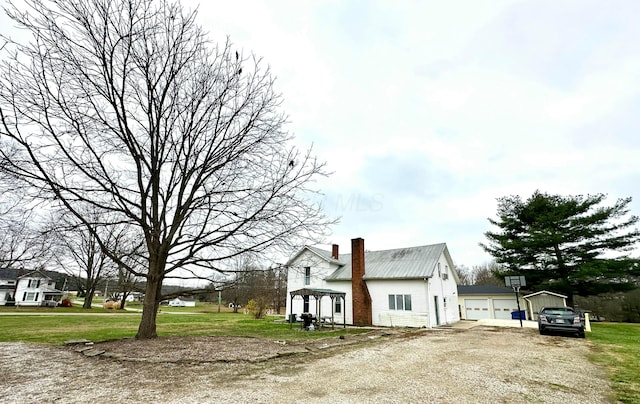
[0,0,334,338]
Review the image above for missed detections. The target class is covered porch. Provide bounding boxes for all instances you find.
[288,287,346,329]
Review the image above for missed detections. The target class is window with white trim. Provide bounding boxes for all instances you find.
[304,267,311,285]
[388,294,412,311]
[334,298,342,314]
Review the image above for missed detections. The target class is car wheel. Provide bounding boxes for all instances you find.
[539,327,545,335]
[578,331,585,338]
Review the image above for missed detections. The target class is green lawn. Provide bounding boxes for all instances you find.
[589,322,640,403]
[0,309,364,344]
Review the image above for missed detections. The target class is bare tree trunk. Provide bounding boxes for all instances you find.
[83,292,94,309]
[137,277,161,339]
[118,292,128,310]
[136,253,165,338]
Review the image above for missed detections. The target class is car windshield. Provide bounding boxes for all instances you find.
[542,308,574,315]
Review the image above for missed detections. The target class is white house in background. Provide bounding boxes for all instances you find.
[0,269,19,305]
[285,238,460,328]
[457,285,525,320]
[168,297,197,307]
[116,292,144,302]
[14,270,63,307]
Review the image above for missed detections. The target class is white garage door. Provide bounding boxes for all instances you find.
[493,299,519,320]
[464,299,490,320]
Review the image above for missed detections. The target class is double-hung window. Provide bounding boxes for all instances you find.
[334,298,342,314]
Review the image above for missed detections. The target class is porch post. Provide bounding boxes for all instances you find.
[289,293,293,329]
[330,296,335,330]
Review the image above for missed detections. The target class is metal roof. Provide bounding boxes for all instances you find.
[325,243,448,281]
[289,287,346,298]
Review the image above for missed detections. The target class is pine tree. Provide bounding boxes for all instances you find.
[482,191,640,305]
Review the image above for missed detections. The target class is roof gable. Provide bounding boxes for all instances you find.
[523,290,568,299]
[18,269,53,280]
[286,245,342,267]
[325,243,449,281]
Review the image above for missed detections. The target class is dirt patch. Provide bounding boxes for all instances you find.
[0,326,612,403]
[85,328,413,363]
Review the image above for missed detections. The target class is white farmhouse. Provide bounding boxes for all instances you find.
[286,238,460,328]
[14,270,63,307]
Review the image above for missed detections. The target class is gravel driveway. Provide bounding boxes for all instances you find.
[0,325,611,403]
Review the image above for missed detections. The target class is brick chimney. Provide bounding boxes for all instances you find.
[351,238,372,326]
[332,244,339,260]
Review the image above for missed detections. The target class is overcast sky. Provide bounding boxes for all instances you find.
[185,0,640,268]
[3,0,640,270]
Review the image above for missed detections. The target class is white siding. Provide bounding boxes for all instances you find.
[286,249,346,321]
[428,256,460,326]
[368,279,430,327]
[15,276,51,306]
[286,247,461,328]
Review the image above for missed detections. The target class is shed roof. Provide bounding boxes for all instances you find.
[325,243,450,281]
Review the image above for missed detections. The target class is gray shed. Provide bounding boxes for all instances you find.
[523,291,567,320]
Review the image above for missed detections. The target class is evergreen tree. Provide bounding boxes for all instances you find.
[482,191,640,305]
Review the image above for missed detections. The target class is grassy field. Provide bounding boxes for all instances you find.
[0,306,364,344]
[589,322,640,403]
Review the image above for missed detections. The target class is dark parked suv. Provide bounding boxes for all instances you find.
[538,306,585,338]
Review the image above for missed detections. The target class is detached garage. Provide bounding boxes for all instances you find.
[458,285,524,320]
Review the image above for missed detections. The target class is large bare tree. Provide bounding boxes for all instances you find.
[0,0,332,338]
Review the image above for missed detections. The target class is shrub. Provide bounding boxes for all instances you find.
[103,301,120,309]
[60,298,73,308]
[245,298,267,319]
